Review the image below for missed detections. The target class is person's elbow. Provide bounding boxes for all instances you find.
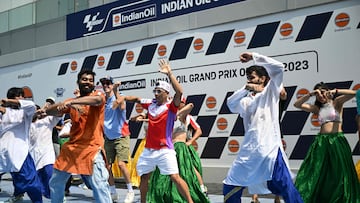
[293,102,301,109]
[93,96,104,106]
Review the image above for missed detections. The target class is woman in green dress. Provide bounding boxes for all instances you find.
[293,82,360,203]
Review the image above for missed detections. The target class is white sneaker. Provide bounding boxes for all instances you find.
[202,185,208,197]
[4,194,24,203]
[124,191,135,203]
[111,192,119,202]
[78,183,89,190]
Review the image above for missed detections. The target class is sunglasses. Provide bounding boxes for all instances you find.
[153,89,165,94]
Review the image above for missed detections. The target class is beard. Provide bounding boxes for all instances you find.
[78,84,94,96]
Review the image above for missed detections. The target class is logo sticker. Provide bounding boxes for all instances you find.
[335,13,350,27]
[280,23,293,37]
[193,38,204,51]
[83,12,104,32]
[217,117,228,130]
[234,31,246,44]
[97,56,105,67]
[228,139,239,153]
[158,45,167,56]
[206,96,216,109]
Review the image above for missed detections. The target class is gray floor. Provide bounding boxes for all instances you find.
[0,173,283,202]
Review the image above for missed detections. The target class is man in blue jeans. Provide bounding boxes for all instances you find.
[45,70,111,203]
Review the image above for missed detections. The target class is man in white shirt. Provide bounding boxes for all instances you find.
[0,87,43,203]
[223,53,303,203]
[30,99,62,199]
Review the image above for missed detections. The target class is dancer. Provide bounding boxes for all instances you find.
[293,82,360,202]
[129,112,148,188]
[100,76,134,202]
[251,87,288,203]
[121,59,194,203]
[147,98,209,203]
[45,70,112,203]
[223,52,303,203]
[29,99,62,199]
[0,87,43,203]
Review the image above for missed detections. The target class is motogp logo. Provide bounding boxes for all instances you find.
[83,12,104,31]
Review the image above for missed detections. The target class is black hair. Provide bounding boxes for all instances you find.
[246,65,270,86]
[77,70,96,83]
[4,87,24,109]
[7,87,24,99]
[313,82,330,108]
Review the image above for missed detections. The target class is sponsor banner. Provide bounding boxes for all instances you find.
[67,0,243,40]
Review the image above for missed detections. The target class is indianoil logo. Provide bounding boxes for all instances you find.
[353,83,360,90]
[228,139,239,153]
[217,117,228,130]
[206,96,216,109]
[157,45,167,57]
[193,38,204,51]
[70,61,78,72]
[311,113,321,127]
[279,23,293,37]
[234,31,246,44]
[135,103,144,113]
[97,56,105,67]
[22,86,33,100]
[126,51,134,62]
[296,88,310,99]
[335,13,350,27]
[113,14,120,25]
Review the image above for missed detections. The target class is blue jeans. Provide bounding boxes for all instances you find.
[49,151,111,203]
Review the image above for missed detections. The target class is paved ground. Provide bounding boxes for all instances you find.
[0,173,283,202]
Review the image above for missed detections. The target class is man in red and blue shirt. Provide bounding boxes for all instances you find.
[122,59,194,203]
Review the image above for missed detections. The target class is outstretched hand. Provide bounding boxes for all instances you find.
[158,59,172,75]
[240,52,253,63]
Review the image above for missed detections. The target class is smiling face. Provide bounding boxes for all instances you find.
[313,82,331,105]
[153,88,168,105]
[78,73,95,96]
[101,80,113,96]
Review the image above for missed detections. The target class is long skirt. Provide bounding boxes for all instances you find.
[295,132,360,203]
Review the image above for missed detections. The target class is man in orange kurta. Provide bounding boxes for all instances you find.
[45,70,111,203]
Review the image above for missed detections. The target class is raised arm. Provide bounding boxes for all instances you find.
[112,81,126,110]
[159,59,183,107]
[293,90,319,113]
[332,89,356,109]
